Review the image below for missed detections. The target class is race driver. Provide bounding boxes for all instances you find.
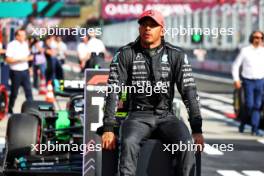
[102,10,204,176]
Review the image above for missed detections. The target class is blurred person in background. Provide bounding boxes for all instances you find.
[5,28,33,114]
[85,31,107,68]
[0,41,5,55]
[77,35,89,71]
[86,30,106,56]
[49,35,58,49]
[55,36,67,65]
[54,36,66,79]
[232,31,264,136]
[0,38,6,62]
[44,36,58,82]
[0,38,8,90]
[31,37,46,89]
[45,35,64,82]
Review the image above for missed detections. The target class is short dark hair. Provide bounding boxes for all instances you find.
[249,30,264,43]
[15,28,26,37]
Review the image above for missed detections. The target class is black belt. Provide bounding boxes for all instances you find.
[131,105,171,115]
[132,105,154,111]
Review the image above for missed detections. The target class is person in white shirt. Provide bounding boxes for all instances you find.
[77,35,90,71]
[86,31,106,55]
[55,36,67,64]
[84,31,107,68]
[5,28,33,114]
[232,31,264,136]
[54,36,66,79]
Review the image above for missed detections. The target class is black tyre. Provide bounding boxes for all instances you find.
[21,100,54,116]
[5,113,40,167]
[233,88,246,120]
[234,88,264,129]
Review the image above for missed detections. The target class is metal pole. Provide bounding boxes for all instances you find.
[259,0,264,31]
[193,9,201,50]
[211,6,219,48]
[186,11,192,48]
[178,13,185,47]
[165,16,172,43]
[174,15,179,46]
[221,4,230,50]
[231,3,239,49]
[202,8,210,49]
[244,1,252,45]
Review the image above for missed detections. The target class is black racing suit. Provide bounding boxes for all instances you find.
[103,38,202,176]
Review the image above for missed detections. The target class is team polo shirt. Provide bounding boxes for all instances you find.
[6,40,30,71]
[86,37,106,55]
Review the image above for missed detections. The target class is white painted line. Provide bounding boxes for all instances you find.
[193,73,233,84]
[202,106,264,134]
[242,170,264,176]
[198,91,233,104]
[217,170,244,176]
[257,139,264,145]
[178,92,264,136]
[202,108,264,136]
[201,99,224,105]
[200,99,234,114]
[201,108,231,121]
[203,144,224,155]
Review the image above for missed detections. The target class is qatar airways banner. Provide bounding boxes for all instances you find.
[101,0,236,19]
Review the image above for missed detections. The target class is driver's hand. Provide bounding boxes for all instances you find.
[192,133,205,152]
[102,132,116,150]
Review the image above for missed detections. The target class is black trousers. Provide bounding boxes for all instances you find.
[8,70,33,113]
[118,111,196,176]
[46,57,63,83]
